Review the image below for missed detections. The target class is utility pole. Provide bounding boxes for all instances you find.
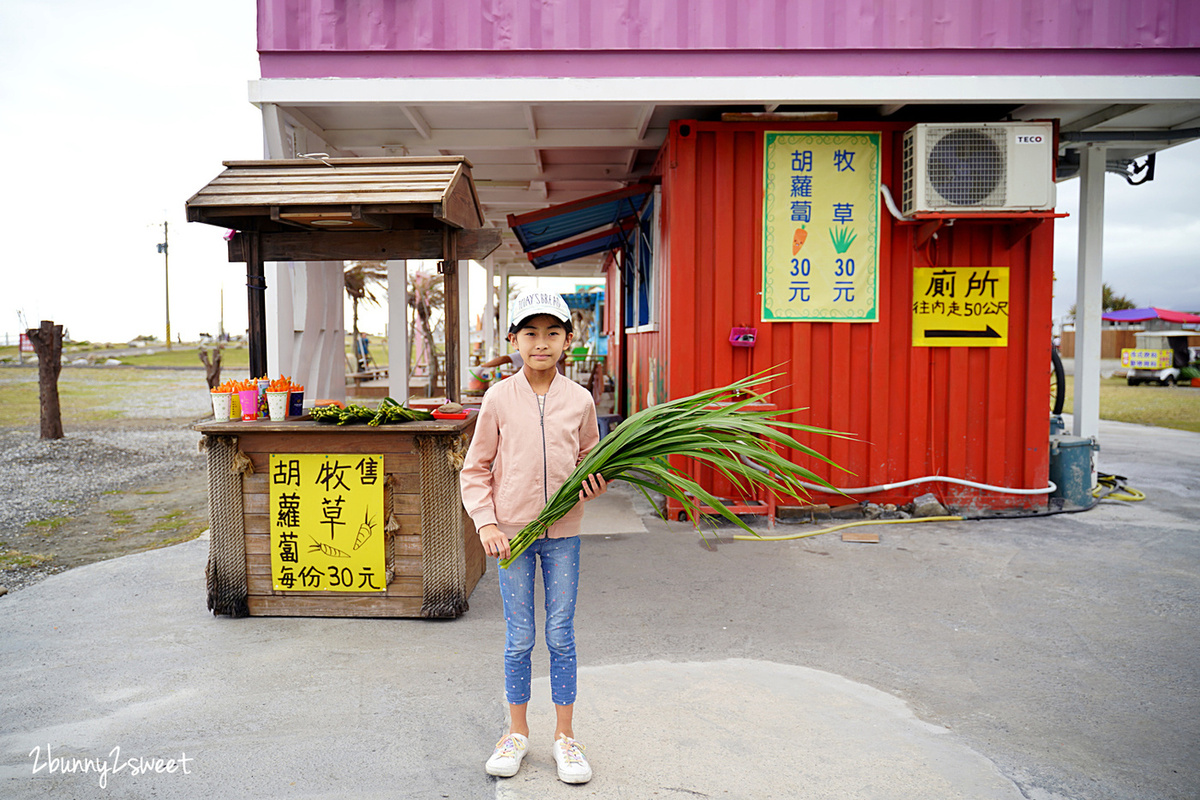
[157,221,171,350]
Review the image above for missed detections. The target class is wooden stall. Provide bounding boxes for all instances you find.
[186,157,499,617]
[198,417,484,618]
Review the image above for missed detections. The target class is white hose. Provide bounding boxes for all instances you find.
[799,476,1057,496]
[879,184,912,222]
[738,448,1057,497]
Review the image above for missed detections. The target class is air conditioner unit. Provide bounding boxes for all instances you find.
[902,122,1055,215]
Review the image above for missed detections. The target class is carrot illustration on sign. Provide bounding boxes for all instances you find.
[792,226,808,255]
[353,510,376,551]
[309,537,350,558]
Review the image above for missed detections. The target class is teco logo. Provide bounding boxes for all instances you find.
[1016,134,1045,144]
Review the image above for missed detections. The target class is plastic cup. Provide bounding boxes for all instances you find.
[238,389,260,421]
[288,390,304,417]
[210,391,232,420]
[267,390,291,421]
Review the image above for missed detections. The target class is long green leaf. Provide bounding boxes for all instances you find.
[497,370,854,567]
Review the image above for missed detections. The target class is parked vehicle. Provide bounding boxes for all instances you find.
[1122,330,1196,386]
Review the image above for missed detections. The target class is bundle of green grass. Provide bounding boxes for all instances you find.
[500,370,852,568]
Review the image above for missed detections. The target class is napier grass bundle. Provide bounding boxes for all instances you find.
[500,370,852,568]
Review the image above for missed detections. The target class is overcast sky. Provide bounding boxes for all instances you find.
[3,0,1197,345]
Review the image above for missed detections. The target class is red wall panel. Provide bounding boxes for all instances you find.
[658,120,1052,513]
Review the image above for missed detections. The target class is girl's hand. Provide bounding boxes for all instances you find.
[579,473,608,502]
[478,524,510,560]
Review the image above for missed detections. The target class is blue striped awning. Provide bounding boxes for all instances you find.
[507,184,654,254]
[527,223,634,269]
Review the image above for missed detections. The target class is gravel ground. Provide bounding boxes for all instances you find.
[0,366,211,592]
[0,426,206,530]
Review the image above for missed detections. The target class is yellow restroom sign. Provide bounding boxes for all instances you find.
[912,267,1009,347]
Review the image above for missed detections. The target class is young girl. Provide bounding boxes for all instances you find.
[459,290,608,785]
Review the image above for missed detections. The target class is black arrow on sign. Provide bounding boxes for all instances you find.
[924,325,1002,339]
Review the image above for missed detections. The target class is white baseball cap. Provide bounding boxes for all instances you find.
[508,290,571,330]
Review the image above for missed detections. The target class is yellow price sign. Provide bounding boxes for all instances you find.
[912,267,1010,347]
[762,132,880,322]
[269,454,386,593]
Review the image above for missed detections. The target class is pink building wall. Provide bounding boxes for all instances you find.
[258,0,1200,78]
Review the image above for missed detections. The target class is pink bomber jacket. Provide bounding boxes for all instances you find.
[460,369,600,540]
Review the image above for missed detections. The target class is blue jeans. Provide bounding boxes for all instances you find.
[497,535,581,706]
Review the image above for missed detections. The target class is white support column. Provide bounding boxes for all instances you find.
[499,268,510,347]
[483,255,496,361]
[262,103,289,381]
[387,261,410,402]
[1073,145,1106,444]
[459,258,471,394]
[266,263,294,378]
[262,103,287,159]
[259,105,348,402]
[282,262,346,403]
[314,262,346,401]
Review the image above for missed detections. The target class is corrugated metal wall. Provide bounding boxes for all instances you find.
[258,0,1199,52]
[662,121,1054,511]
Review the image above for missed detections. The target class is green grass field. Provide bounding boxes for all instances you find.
[116,346,250,369]
[0,368,211,427]
[1063,375,1200,433]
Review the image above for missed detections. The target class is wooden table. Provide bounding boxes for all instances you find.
[196,414,484,618]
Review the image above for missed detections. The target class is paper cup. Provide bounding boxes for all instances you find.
[238,389,260,421]
[210,391,232,420]
[256,379,270,419]
[267,390,291,421]
[288,390,304,417]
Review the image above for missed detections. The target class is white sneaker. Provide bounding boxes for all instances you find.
[485,732,529,777]
[552,734,592,784]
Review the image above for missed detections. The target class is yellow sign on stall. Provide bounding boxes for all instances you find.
[912,267,1010,347]
[762,132,880,322]
[269,454,385,593]
[1121,349,1171,369]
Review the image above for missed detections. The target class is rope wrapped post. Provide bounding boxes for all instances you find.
[416,434,470,618]
[204,436,249,617]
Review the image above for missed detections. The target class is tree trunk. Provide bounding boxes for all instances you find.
[27,320,64,440]
[199,348,223,390]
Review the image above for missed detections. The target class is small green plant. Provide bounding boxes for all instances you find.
[26,516,69,533]
[0,550,52,568]
[150,510,194,533]
[829,226,857,254]
[107,510,139,526]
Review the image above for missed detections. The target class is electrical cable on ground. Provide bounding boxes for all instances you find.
[733,515,965,541]
[1093,473,1146,502]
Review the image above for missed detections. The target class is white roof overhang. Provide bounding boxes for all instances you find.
[250,74,1200,274]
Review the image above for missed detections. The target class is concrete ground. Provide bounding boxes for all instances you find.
[1,419,1197,800]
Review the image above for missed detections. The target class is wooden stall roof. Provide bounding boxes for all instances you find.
[185,156,485,232]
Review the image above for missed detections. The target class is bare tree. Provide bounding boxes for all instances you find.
[199,347,222,391]
[408,269,445,396]
[27,320,64,439]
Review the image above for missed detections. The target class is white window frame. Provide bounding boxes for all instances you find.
[624,187,661,334]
